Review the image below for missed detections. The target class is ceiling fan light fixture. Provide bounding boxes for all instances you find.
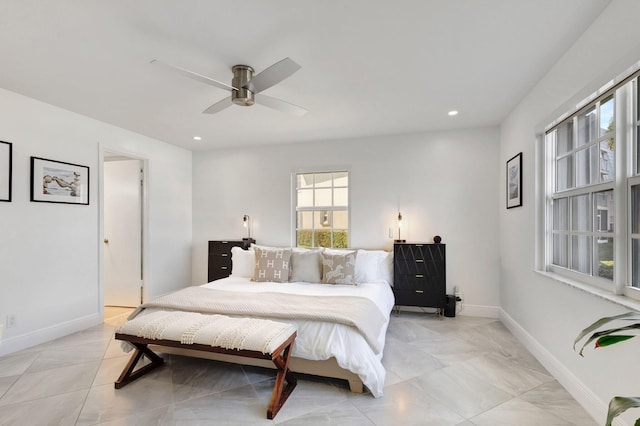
[153,57,306,115]
[231,65,255,106]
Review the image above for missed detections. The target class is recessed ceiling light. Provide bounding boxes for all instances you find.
[448,110,458,116]
[193,136,202,141]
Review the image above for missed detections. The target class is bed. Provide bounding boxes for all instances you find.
[128,246,394,397]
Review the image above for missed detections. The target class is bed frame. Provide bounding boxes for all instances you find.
[202,242,375,394]
[150,344,365,393]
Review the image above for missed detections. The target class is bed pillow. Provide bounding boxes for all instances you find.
[321,250,357,285]
[290,248,323,283]
[253,247,291,283]
[378,251,394,287]
[355,249,393,285]
[230,246,255,278]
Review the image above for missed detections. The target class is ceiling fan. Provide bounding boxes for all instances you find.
[151,57,307,116]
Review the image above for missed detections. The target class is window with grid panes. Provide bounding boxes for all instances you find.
[295,171,349,248]
[546,73,640,298]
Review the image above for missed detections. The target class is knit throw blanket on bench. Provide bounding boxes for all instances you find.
[129,286,386,354]
[117,310,296,354]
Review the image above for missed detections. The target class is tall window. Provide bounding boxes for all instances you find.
[546,74,640,297]
[632,77,640,288]
[295,171,349,248]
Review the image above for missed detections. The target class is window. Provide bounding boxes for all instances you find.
[632,77,640,288]
[545,74,640,298]
[294,171,349,248]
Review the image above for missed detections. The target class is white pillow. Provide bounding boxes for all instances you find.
[355,249,393,285]
[377,251,394,287]
[230,246,255,278]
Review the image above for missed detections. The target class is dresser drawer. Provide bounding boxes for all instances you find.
[393,259,433,276]
[209,240,243,253]
[210,251,233,266]
[393,290,445,308]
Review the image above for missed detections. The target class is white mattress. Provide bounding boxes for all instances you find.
[201,277,394,397]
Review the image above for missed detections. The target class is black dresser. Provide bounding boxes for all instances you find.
[208,239,255,282]
[393,243,446,310]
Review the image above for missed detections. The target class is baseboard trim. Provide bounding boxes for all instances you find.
[499,309,622,425]
[458,304,501,318]
[0,313,102,357]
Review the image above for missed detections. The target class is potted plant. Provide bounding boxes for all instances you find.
[575,312,640,426]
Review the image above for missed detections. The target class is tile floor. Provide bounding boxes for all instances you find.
[0,310,596,425]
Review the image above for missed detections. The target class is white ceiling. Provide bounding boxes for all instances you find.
[0,0,610,151]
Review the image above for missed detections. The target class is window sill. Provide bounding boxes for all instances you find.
[535,270,640,312]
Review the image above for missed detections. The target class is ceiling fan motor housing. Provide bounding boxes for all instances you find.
[231,65,255,106]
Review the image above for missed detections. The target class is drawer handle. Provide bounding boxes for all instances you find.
[416,274,424,278]
[221,266,228,270]
[221,241,229,244]
[415,290,424,294]
[416,259,424,263]
[221,253,228,257]
[415,244,423,247]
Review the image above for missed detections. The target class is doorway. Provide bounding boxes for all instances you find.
[103,152,144,308]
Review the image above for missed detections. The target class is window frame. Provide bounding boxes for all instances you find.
[291,169,351,248]
[544,72,640,300]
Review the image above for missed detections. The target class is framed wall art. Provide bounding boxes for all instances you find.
[0,141,11,202]
[506,152,522,209]
[30,156,90,205]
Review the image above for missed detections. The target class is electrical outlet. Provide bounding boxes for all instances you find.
[388,228,393,238]
[6,315,16,328]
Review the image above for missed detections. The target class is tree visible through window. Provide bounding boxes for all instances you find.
[295,171,349,248]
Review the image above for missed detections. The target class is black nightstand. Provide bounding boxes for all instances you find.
[208,239,255,282]
[393,243,446,312]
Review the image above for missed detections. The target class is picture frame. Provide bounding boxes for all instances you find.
[30,156,90,205]
[0,141,11,202]
[506,152,522,209]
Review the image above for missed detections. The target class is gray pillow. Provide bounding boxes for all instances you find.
[253,247,291,283]
[321,251,357,285]
[290,249,323,283]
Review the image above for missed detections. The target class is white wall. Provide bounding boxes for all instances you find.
[0,88,192,355]
[193,128,501,315]
[500,1,640,424]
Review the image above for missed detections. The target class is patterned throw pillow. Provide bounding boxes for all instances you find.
[253,247,291,283]
[321,251,357,285]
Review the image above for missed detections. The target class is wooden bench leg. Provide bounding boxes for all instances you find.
[115,343,165,389]
[267,342,296,420]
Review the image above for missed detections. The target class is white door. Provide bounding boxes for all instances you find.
[104,159,142,307]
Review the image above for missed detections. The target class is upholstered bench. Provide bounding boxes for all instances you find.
[114,310,297,419]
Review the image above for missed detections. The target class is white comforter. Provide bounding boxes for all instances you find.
[201,277,394,397]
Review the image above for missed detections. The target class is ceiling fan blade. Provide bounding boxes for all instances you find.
[202,97,233,114]
[150,59,237,92]
[245,57,301,93]
[255,94,308,116]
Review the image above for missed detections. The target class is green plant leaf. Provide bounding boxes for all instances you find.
[596,335,636,348]
[634,417,640,426]
[574,312,640,353]
[577,324,640,356]
[606,396,640,426]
